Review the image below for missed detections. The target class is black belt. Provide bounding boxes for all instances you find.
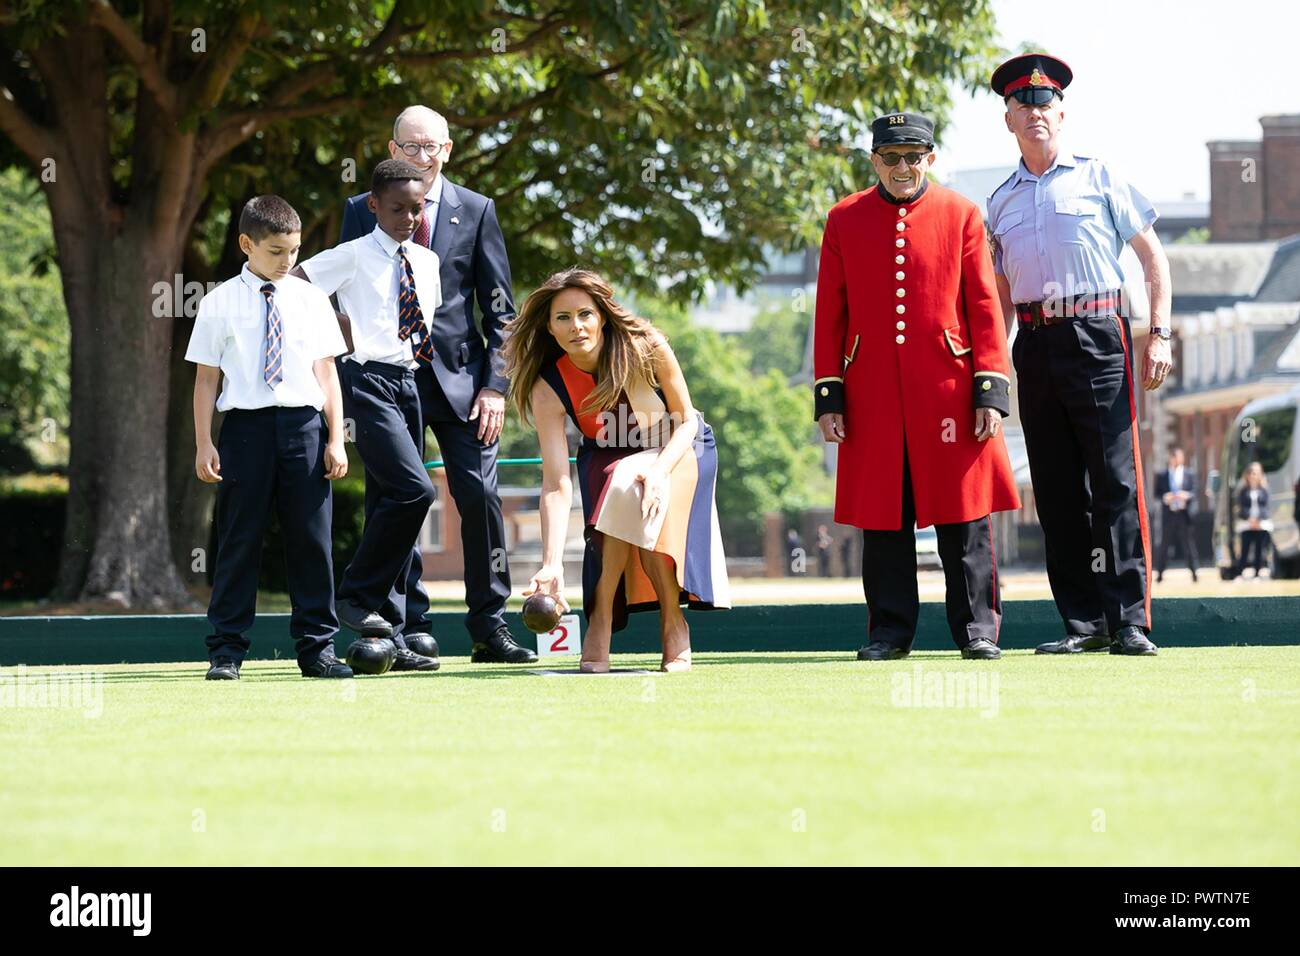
[350,359,415,378]
[1016,289,1123,329]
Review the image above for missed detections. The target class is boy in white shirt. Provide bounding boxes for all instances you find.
[187,195,352,680]
[296,160,442,672]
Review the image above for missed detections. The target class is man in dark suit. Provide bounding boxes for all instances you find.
[339,105,535,663]
[1154,446,1198,583]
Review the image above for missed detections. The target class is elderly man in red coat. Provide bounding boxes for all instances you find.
[814,111,1020,661]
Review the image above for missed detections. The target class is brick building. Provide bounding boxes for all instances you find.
[1159,114,1300,559]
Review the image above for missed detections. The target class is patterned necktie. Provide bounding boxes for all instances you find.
[412,200,432,248]
[260,282,284,387]
[396,246,434,364]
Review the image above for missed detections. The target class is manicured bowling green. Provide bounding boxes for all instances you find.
[1,647,1296,865]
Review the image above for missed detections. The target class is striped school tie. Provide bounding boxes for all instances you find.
[260,282,284,387]
[412,200,432,247]
[396,246,434,364]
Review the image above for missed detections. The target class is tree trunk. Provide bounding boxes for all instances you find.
[77,232,193,608]
[167,241,221,591]
[167,303,213,593]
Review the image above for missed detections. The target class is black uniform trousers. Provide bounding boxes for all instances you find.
[207,406,338,665]
[1013,312,1151,636]
[392,364,511,643]
[338,360,436,647]
[860,449,1001,650]
[1156,508,1198,574]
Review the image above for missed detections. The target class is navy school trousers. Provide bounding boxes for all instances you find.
[207,405,338,664]
[336,359,436,644]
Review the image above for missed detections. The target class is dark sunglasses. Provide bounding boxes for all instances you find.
[874,149,931,167]
[1009,88,1061,106]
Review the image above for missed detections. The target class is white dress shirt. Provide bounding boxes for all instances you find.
[1169,465,1186,510]
[185,264,346,412]
[300,225,442,368]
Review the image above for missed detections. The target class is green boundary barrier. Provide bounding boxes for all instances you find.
[0,597,1297,666]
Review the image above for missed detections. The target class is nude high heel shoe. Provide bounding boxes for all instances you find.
[660,649,691,673]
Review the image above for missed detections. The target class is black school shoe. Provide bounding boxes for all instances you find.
[335,598,394,638]
[205,659,241,680]
[857,641,910,661]
[1109,626,1159,656]
[391,647,440,671]
[1035,634,1111,654]
[300,648,354,678]
[960,638,1002,660]
[471,625,539,663]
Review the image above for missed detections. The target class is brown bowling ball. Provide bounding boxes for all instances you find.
[522,592,563,634]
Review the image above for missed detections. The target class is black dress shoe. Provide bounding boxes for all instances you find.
[471,626,538,663]
[205,660,241,680]
[1109,625,1158,656]
[404,632,440,660]
[391,647,440,671]
[335,598,394,638]
[856,641,909,661]
[1035,634,1111,654]
[960,638,1002,660]
[300,649,354,678]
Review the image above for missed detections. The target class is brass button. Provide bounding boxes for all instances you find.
[895,334,905,345]
[982,380,992,391]
[820,386,829,396]
[898,208,907,217]
[896,304,905,314]
[896,288,905,298]
[896,321,906,331]
[896,271,905,280]
[895,255,905,265]
[896,222,906,232]
[896,238,905,248]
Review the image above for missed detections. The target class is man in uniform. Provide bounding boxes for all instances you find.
[987,53,1173,656]
[814,112,1020,661]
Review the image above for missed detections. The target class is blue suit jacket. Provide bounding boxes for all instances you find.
[340,179,514,421]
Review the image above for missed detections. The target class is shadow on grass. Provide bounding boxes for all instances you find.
[9,651,1036,686]
[436,668,536,680]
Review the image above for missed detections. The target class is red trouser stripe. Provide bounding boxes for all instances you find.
[1113,315,1153,630]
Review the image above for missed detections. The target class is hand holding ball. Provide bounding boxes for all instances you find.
[521,592,563,634]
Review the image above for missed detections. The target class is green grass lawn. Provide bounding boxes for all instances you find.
[1,648,1296,865]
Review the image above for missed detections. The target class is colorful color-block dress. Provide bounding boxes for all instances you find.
[539,352,732,632]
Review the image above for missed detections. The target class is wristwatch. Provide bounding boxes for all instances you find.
[1150,325,1172,340]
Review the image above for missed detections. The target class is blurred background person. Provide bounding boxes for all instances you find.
[1155,447,1198,584]
[1236,462,1272,578]
[817,524,833,577]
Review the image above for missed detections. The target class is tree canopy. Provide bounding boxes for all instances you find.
[0,0,1000,605]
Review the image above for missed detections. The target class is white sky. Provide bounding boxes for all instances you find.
[931,0,1300,201]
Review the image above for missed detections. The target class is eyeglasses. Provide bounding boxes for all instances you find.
[397,141,447,157]
[874,150,931,167]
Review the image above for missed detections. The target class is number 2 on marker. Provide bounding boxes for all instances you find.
[549,624,570,653]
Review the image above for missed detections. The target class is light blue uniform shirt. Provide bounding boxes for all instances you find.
[987,152,1157,304]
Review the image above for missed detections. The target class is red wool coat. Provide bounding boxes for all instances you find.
[813,182,1020,531]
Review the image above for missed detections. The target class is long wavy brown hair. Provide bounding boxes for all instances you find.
[505,268,664,424]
